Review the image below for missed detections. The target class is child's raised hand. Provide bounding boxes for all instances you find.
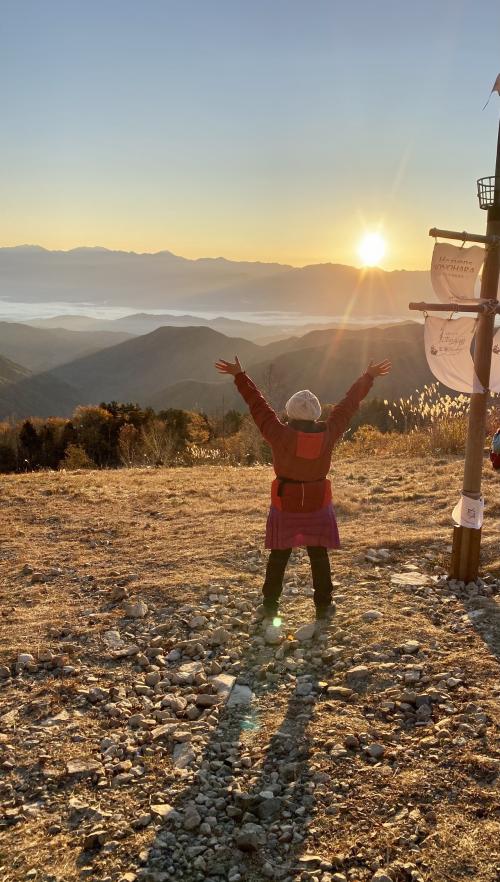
[366,359,392,378]
[215,356,243,376]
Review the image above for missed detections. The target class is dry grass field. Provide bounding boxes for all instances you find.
[1,459,500,882]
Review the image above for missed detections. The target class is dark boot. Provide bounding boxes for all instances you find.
[262,548,292,613]
[315,602,336,622]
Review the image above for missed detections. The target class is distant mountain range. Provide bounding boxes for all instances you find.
[0,244,441,419]
[27,311,324,343]
[0,321,435,420]
[0,245,290,309]
[0,245,433,315]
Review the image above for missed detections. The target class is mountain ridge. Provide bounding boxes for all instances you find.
[0,322,132,373]
[0,245,431,313]
[44,322,432,414]
[0,353,81,420]
[0,320,435,420]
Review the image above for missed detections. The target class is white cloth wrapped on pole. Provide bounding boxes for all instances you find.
[452,494,484,530]
[430,242,484,303]
[424,316,484,394]
[489,327,500,393]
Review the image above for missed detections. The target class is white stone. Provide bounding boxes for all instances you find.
[404,669,422,684]
[161,694,188,714]
[264,624,282,645]
[66,758,102,777]
[362,610,383,623]
[447,677,462,688]
[401,640,420,654]
[103,630,123,648]
[295,623,316,642]
[151,803,178,820]
[173,742,196,769]
[366,742,385,759]
[466,609,486,622]
[211,673,236,695]
[179,661,204,674]
[189,615,208,630]
[295,677,313,696]
[391,572,430,587]
[123,599,148,618]
[227,685,254,707]
[17,653,36,669]
[345,665,370,686]
[207,627,231,646]
[371,871,393,882]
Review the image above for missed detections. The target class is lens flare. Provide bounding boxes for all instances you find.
[240,713,260,732]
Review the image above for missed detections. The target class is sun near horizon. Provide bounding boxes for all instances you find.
[358,232,387,268]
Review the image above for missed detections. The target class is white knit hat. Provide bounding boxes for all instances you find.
[285,389,321,421]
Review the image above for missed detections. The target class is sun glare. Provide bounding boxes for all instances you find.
[358,232,386,267]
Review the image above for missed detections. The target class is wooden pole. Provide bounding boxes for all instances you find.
[450,115,500,581]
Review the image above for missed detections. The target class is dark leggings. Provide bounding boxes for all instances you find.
[262,546,333,610]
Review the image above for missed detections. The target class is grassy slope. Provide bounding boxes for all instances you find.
[0,460,499,881]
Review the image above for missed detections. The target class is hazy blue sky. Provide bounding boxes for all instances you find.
[2,0,500,267]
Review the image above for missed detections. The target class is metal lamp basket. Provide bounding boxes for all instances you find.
[477,176,500,209]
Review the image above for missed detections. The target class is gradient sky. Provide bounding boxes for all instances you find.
[2,0,500,269]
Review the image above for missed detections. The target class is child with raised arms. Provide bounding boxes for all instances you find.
[215,355,391,622]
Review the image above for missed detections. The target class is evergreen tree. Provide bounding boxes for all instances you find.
[19,420,41,469]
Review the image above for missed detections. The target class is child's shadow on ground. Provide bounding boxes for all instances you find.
[137,621,332,882]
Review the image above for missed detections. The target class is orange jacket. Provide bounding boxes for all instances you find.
[234,370,373,511]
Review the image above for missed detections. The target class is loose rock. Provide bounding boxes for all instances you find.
[123,598,148,618]
[295,622,316,642]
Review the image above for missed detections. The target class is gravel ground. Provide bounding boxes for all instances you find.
[0,460,499,882]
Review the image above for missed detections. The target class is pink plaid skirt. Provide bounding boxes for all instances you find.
[265,503,340,550]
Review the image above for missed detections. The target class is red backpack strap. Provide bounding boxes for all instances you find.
[271,478,283,510]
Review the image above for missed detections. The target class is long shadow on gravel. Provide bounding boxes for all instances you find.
[136,620,335,882]
[448,581,500,664]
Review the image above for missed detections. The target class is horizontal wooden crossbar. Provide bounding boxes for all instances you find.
[409,301,492,313]
[429,227,500,246]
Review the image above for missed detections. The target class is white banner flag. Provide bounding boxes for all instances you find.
[431,242,484,303]
[424,316,484,394]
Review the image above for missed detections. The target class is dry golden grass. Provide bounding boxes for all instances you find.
[0,458,499,882]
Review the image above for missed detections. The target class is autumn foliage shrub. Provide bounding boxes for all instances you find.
[0,384,495,472]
